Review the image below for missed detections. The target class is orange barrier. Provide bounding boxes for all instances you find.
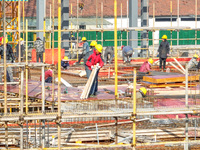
[32,49,65,65]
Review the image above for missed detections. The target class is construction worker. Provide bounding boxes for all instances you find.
[86,44,104,96]
[90,41,97,50]
[125,87,147,101]
[122,45,133,64]
[158,35,170,71]
[139,58,154,73]
[70,35,76,49]
[0,37,15,82]
[34,37,44,63]
[104,46,114,65]
[16,38,25,61]
[188,54,200,70]
[40,68,53,83]
[61,56,70,70]
[77,37,89,64]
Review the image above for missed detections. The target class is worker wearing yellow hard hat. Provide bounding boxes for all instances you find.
[0,37,15,83]
[139,58,154,73]
[85,44,104,97]
[188,53,200,70]
[76,37,90,65]
[61,56,70,70]
[90,41,97,50]
[158,34,170,71]
[125,87,147,98]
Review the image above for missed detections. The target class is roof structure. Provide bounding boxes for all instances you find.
[21,0,200,18]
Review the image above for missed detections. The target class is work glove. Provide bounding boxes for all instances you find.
[96,65,101,70]
[91,66,94,69]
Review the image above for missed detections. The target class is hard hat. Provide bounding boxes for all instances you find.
[82,37,86,41]
[1,37,8,44]
[193,54,199,58]
[95,44,103,53]
[71,35,74,37]
[20,38,23,41]
[121,45,125,50]
[63,56,69,61]
[90,41,97,47]
[148,58,154,65]
[162,35,167,39]
[139,87,147,96]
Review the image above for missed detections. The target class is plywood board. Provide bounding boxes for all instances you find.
[143,74,199,84]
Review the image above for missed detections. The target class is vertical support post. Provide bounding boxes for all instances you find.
[34,120,37,148]
[115,117,118,144]
[152,3,155,58]
[26,120,28,149]
[96,0,98,28]
[140,0,149,58]
[132,68,137,149]
[25,19,28,114]
[185,64,188,107]
[170,1,173,53]
[185,114,189,150]
[61,0,69,55]
[3,1,8,147]
[20,68,24,150]
[76,0,79,29]
[58,0,62,149]
[195,0,197,46]
[177,0,179,46]
[129,0,138,57]
[101,2,103,46]
[43,10,46,63]
[18,0,21,62]
[23,0,25,40]
[41,66,45,148]
[52,0,55,65]
[114,0,118,99]
[126,0,129,45]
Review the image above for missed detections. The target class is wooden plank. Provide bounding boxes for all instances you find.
[143,74,199,84]
[141,82,197,88]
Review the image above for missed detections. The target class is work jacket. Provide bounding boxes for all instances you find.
[86,50,104,70]
[40,69,53,81]
[139,61,151,72]
[158,40,170,58]
[0,44,15,61]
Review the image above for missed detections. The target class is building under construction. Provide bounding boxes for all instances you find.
[0,0,200,149]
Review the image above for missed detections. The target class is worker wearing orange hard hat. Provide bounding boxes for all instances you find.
[157,35,170,71]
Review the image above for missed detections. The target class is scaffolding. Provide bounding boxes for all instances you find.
[0,0,200,150]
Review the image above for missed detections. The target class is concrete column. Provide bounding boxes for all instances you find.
[129,0,138,57]
[61,0,69,55]
[141,0,149,57]
[36,0,45,39]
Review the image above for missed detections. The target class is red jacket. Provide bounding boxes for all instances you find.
[139,61,151,72]
[86,50,104,70]
[40,69,53,81]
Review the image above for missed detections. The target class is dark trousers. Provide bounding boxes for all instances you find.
[45,77,52,83]
[37,52,43,63]
[159,57,167,69]
[78,53,85,64]
[85,66,91,79]
[104,51,114,64]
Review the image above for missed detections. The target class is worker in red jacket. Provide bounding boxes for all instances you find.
[139,58,154,73]
[86,44,104,96]
[40,68,53,83]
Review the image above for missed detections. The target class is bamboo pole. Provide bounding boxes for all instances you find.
[177,0,179,46]
[43,8,46,63]
[41,66,45,148]
[96,0,98,28]
[101,2,103,46]
[152,3,155,58]
[25,19,28,114]
[170,1,173,53]
[114,0,118,99]
[126,0,128,45]
[18,0,21,63]
[132,68,136,150]
[3,0,8,148]
[50,4,52,49]
[20,68,24,150]
[195,0,197,47]
[23,0,25,40]
[52,0,55,65]
[58,0,62,149]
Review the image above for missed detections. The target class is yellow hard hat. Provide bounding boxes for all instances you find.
[2,37,8,44]
[95,44,103,53]
[64,56,69,61]
[193,54,199,58]
[71,35,74,37]
[20,38,23,41]
[148,58,154,65]
[139,87,147,96]
[82,37,86,41]
[162,35,167,39]
[90,41,97,47]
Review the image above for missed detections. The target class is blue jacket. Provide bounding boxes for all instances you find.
[61,60,69,69]
[83,42,90,54]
